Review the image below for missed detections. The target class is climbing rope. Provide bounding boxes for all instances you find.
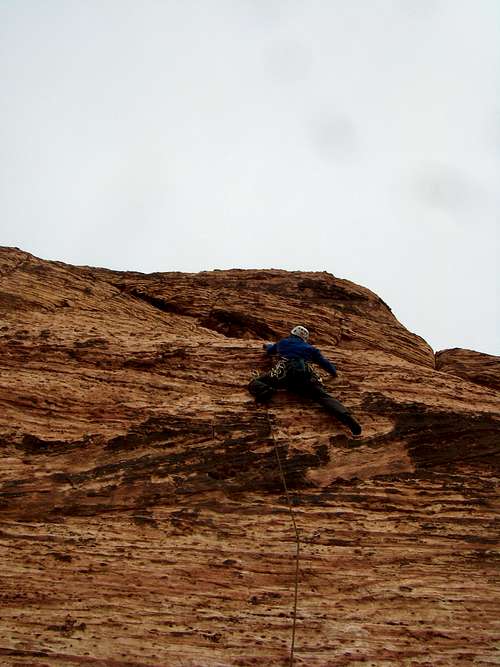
[266,411,300,667]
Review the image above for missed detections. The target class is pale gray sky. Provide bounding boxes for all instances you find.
[1,1,499,355]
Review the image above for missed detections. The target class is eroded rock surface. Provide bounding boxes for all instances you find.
[0,247,499,666]
[436,347,500,393]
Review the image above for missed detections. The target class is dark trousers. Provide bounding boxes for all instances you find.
[248,362,361,434]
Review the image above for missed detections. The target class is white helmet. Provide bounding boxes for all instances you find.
[291,325,309,341]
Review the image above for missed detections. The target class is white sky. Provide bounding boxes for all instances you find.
[1,1,499,355]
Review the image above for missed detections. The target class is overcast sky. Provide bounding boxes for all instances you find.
[1,1,499,355]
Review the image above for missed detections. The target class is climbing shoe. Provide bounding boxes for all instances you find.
[256,387,274,403]
[248,378,275,403]
[344,415,362,436]
[350,421,362,436]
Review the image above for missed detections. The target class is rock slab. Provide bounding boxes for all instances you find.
[0,247,499,666]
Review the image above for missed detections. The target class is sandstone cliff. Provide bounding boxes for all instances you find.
[0,246,498,666]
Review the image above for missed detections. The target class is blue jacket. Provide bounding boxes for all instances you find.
[265,335,337,377]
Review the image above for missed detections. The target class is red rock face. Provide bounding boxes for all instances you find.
[436,347,500,393]
[0,246,499,666]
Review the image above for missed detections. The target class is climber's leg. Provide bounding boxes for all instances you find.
[295,380,362,435]
[319,395,362,435]
[248,376,277,404]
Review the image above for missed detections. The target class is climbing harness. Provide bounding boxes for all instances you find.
[268,357,289,380]
[265,410,300,667]
[268,357,324,385]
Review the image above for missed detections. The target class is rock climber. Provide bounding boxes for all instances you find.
[248,325,362,436]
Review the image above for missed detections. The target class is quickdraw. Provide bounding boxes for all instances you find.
[307,363,324,385]
[268,357,289,380]
[268,357,324,385]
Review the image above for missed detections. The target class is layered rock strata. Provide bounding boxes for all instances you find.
[436,348,500,393]
[0,247,499,666]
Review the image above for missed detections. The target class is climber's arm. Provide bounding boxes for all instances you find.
[311,346,337,377]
